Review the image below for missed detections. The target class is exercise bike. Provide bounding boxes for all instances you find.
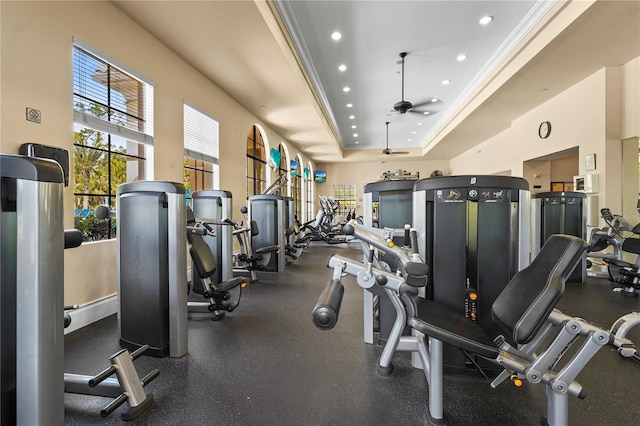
[588,208,640,295]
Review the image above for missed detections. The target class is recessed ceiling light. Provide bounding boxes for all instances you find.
[353,133,358,137]
[479,16,493,25]
[412,131,416,134]
[457,54,468,61]
[431,98,438,103]
[349,115,355,119]
[408,139,412,142]
[331,31,342,41]
[343,86,350,92]
[418,122,423,125]
[351,125,357,129]
[355,141,359,144]
[442,79,451,85]
[338,64,347,72]
[346,103,353,108]
[423,111,431,115]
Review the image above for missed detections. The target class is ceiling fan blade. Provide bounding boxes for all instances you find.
[388,151,409,155]
[410,100,432,109]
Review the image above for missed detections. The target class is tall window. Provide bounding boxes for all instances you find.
[332,184,356,218]
[305,164,314,222]
[292,157,302,222]
[184,103,219,204]
[73,42,154,241]
[246,125,267,197]
[276,143,288,197]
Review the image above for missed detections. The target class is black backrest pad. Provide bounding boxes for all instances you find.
[491,234,586,345]
[622,237,640,255]
[187,233,217,279]
[186,206,196,225]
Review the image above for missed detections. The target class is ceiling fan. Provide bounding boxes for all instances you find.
[393,52,431,114]
[382,122,409,155]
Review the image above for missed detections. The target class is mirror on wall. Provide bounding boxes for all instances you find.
[621,137,640,221]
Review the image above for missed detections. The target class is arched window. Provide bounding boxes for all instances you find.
[246,125,267,197]
[305,162,314,222]
[277,143,288,197]
[292,155,302,222]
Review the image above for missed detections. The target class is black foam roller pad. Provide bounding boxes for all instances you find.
[311,279,344,330]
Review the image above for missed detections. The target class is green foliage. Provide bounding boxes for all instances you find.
[74,215,115,241]
[73,102,129,241]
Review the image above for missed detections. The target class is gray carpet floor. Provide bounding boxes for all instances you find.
[64,242,640,425]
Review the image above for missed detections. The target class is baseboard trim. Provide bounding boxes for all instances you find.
[64,296,118,335]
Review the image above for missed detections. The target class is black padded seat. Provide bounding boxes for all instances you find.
[409,297,499,358]
[405,234,586,358]
[188,231,245,292]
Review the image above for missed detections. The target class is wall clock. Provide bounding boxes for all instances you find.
[538,121,551,139]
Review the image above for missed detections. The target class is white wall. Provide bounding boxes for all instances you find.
[317,158,450,213]
[1,1,313,306]
[450,67,627,216]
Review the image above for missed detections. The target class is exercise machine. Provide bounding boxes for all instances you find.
[1,154,66,424]
[301,195,355,244]
[190,190,247,318]
[0,154,157,423]
[283,196,310,262]
[363,174,417,344]
[598,222,640,296]
[63,230,158,420]
[248,194,286,272]
[117,181,188,357]
[412,175,530,373]
[531,191,587,281]
[313,222,631,426]
[232,205,279,281]
[587,208,633,277]
[186,205,247,321]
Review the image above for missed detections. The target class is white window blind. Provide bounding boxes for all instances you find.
[72,43,154,145]
[184,103,219,164]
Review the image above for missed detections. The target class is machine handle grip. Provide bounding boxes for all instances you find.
[403,224,411,247]
[342,221,412,266]
[64,313,72,328]
[312,279,344,330]
[94,205,116,219]
[64,229,83,249]
[410,229,419,255]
